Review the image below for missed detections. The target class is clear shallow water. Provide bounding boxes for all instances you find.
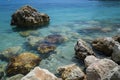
[0,0,120,74]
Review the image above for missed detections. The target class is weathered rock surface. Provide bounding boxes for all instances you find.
[113,35,120,43]
[103,66,120,80]
[92,37,115,56]
[37,42,56,54]
[74,39,95,60]
[84,55,99,68]
[11,5,49,27]
[21,66,59,80]
[57,64,86,80]
[6,74,24,80]
[112,41,120,64]
[6,52,41,76]
[86,58,118,80]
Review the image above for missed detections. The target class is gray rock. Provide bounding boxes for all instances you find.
[86,59,118,80]
[11,5,49,27]
[57,64,86,80]
[74,39,95,60]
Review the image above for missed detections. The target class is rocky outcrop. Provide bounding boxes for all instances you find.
[6,52,41,76]
[57,64,86,80]
[74,39,95,60]
[86,58,118,80]
[84,55,99,68]
[92,37,115,56]
[11,5,49,28]
[21,66,60,80]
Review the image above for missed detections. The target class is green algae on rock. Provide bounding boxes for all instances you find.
[6,52,41,77]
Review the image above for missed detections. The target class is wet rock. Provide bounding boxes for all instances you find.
[84,55,99,68]
[27,36,43,48]
[0,46,22,60]
[37,42,56,54]
[6,74,24,80]
[21,66,59,80]
[112,41,120,64]
[6,52,41,76]
[44,34,66,44]
[74,39,95,60]
[113,35,120,43]
[92,37,115,56]
[86,58,118,80]
[11,5,49,28]
[103,66,120,80]
[0,72,4,80]
[57,64,86,80]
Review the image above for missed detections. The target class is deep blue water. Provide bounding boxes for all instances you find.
[0,0,120,74]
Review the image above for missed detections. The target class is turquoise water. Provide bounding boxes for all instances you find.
[1,0,120,74]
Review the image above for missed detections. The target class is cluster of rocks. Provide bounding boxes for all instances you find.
[11,5,49,28]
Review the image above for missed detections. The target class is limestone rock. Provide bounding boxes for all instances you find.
[86,59,118,80]
[84,55,99,68]
[11,5,49,28]
[92,37,115,56]
[6,52,41,76]
[21,66,59,80]
[57,64,86,80]
[74,39,95,60]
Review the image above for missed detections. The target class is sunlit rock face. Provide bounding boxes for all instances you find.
[11,5,50,28]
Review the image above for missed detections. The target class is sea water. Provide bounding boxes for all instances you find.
[0,0,120,74]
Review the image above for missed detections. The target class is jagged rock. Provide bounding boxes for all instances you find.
[0,46,22,60]
[112,41,120,64]
[84,55,99,68]
[92,37,115,56]
[113,35,120,43]
[37,42,56,54]
[57,64,86,80]
[6,52,41,76]
[11,5,49,28]
[6,74,24,80]
[21,66,59,80]
[86,59,118,80]
[74,39,95,60]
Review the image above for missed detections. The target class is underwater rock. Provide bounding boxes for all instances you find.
[27,36,43,48]
[6,52,41,76]
[6,74,24,80]
[112,41,120,64]
[103,66,120,80]
[11,5,49,28]
[84,55,99,68]
[44,34,67,45]
[57,64,86,80]
[37,42,56,54]
[86,58,118,80]
[92,37,115,56]
[74,39,95,60]
[21,66,59,80]
[0,46,22,60]
[113,35,120,43]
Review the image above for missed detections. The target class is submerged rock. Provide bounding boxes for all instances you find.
[92,37,115,56]
[86,58,118,80]
[37,42,56,54]
[6,74,24,80]
[11,5,49,28]
[6,52,41,76]
[57,64,86,80]
[74,39,95,60]
[84,55,99,68]
[21,66,59,80]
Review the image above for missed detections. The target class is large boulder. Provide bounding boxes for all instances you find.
[74,39,95,60]
[112,42,120,64]
[92,37,115,56]
[84,55,99,68]
[57,64,86,80]
[21,66,60,80]
[86,58,118,80]
[6,52,41,76]
[11,5,49,28]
